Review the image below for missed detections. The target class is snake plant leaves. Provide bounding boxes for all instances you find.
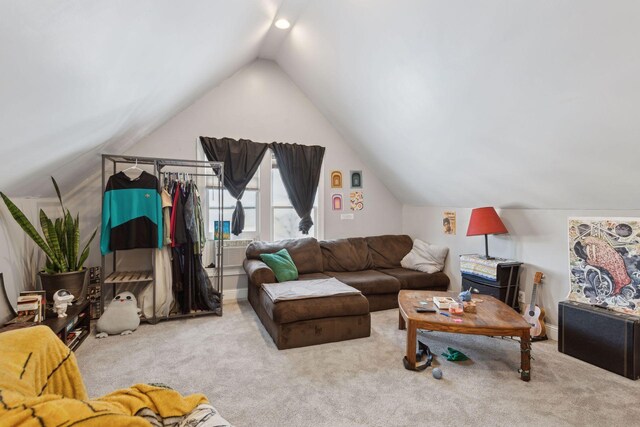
[1,177,96,274]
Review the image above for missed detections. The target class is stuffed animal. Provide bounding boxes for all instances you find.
[53,289,74,318]
[96,291,141,338]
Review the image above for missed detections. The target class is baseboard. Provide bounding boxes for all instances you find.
[546,324,558,341]
[223,288,248,302]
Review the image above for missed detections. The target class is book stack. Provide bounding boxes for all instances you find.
[6,291,46,325]
[66,326,89,350]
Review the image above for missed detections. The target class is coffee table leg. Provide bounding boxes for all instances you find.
[520,331,531,381]
[405,321,417,368]
[399,311,406,330]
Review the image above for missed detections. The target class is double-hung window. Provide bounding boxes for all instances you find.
[206,172,259,240]
[271,154,318,241]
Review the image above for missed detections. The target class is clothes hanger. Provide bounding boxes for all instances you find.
[122,158,144,180]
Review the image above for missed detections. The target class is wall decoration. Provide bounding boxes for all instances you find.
[350,191,363,211]
[330,171,343,188]
[443,211,456,235]
[350,170,362,188]
[568,217,640,315]
[214,220,231,240]
[331,194,343,211]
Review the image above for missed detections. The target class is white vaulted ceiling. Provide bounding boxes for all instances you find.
[0,0,281,196]
[276,0,640,209]
[2,0,640,209]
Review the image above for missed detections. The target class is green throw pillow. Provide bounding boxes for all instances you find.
[260,249,299,282]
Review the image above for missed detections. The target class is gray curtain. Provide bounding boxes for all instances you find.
[271,142,325,234]
[200,137,269,236]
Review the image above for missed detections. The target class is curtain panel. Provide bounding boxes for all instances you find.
[199,137,269,236]
[270,142,325,234]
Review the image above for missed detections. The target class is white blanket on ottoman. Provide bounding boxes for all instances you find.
[262,278,361,302]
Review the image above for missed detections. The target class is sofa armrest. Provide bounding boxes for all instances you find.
[243,259,276,287]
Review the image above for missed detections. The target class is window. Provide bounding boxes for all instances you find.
[271,156,318,241]
[207,172,259,239]
[197,142,322,242]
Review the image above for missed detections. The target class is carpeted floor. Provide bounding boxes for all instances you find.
[76,302,639,426]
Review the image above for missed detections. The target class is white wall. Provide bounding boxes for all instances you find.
[127,58,401,239]
[403,206,640,331]
[0,198,51,323]
[111,58,401,298]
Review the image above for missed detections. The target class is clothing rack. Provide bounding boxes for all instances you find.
[101,154,224,323]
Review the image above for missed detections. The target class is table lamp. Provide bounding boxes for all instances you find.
[466,207,508,260]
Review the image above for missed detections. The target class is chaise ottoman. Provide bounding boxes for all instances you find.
[257,278,371,349]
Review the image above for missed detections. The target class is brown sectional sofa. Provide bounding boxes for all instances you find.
[243,235,449,349]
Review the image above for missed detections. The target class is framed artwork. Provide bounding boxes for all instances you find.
[443,211,456,235]
[330,171,343,188]
[350,191,363,211]
[214,220,231,240]
[568,217,640,315]
[331,194,343,211]
[350,170,362,188]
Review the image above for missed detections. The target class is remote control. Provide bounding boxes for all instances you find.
[416,306,436,313]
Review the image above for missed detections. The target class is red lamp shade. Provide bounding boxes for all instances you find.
[466,207,508,236]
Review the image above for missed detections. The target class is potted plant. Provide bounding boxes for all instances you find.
[0,177,97,303]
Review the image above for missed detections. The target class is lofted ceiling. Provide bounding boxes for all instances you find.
[2,0,640,210]
[277,0,640,209]
[0,0,281,196]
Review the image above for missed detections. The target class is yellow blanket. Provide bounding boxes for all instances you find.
[0,325,208,426]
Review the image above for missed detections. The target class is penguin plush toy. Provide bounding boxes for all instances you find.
[96,291,141,338]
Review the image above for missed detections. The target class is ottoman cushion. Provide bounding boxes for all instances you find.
[261,290,369,324]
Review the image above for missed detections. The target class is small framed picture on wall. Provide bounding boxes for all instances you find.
[350,170,362,188]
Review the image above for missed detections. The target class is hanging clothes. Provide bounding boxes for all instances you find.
[100,171,163,254]
[166,177,220,314]
[141,247,174,318]
[161,188,173,246]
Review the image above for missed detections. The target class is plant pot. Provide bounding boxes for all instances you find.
[39,269,87,304]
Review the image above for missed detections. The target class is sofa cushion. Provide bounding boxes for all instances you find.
[298,272,332,281]
[320,237,374,272]
[325,270,401,295]
[260,289,369,324]
[378,268,450,290]
[260,249,299,282]
[365,235,413,269]
[246,237,323,274]
[400,239,448,273]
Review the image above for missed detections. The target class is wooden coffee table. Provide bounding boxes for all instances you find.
[398,290,532,381]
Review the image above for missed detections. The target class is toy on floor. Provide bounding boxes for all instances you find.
[432,367,443,379]
[96,291,141,338]
[53,289,74,318]
[441,347,469,361]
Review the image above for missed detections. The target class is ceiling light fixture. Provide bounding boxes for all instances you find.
[275,18,291,29]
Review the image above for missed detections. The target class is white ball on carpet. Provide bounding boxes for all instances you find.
[432,368,443,379]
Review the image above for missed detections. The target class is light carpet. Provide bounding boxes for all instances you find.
[76,301,640,426]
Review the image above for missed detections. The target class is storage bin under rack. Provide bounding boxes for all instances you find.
[100,154,224,324]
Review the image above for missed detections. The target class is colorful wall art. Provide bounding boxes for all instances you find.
[330,171,342,188]
[568,217,640,315]
[350,191,363,211]
[443,211,456,235]
[350,170,362,188]
[332,194,343,211]
[214,220,231,240]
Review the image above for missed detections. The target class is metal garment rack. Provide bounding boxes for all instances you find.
[101,154,224,324]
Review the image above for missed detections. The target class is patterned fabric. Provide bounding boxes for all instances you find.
[459,254,518,280]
